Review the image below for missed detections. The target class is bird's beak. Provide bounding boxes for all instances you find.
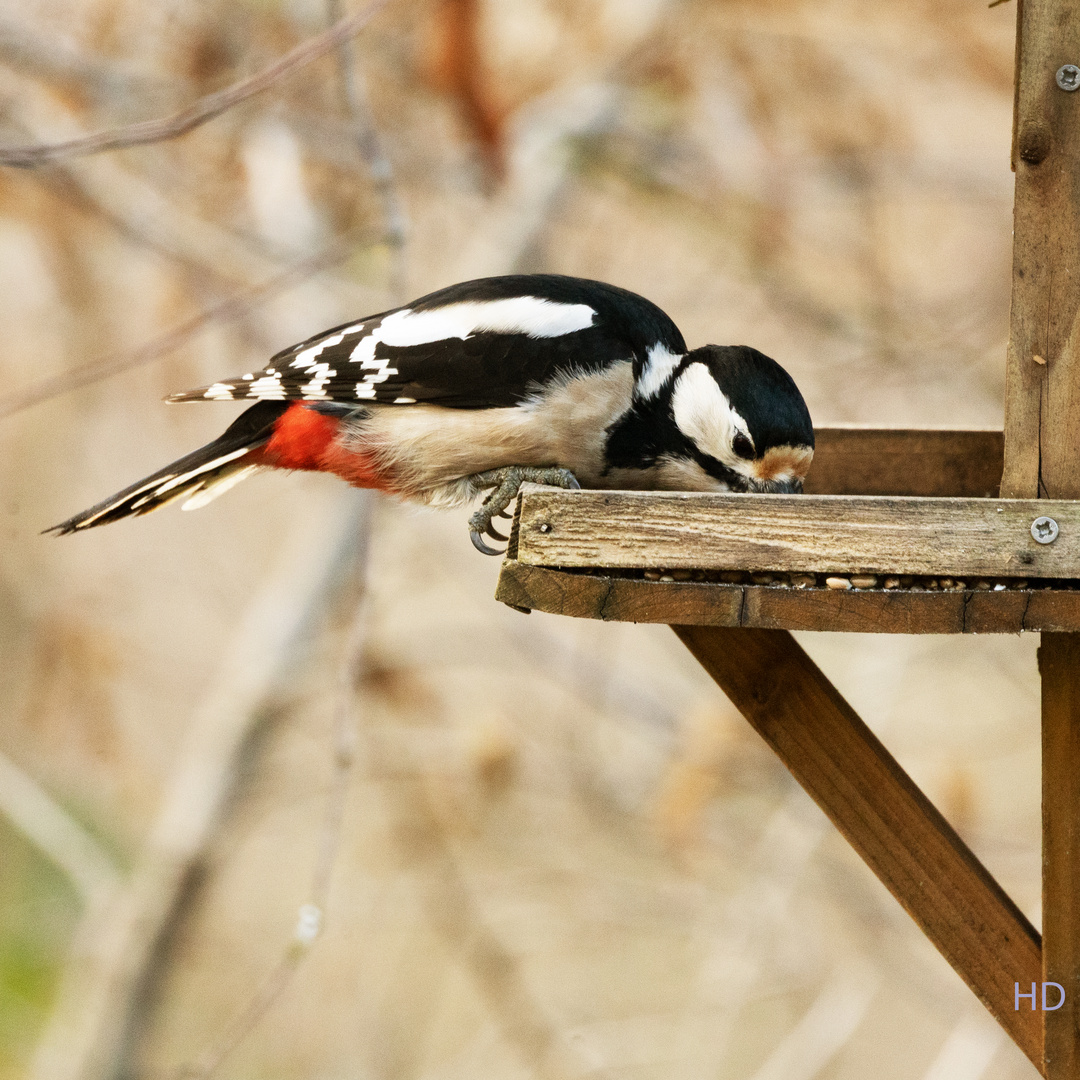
[752,476,803,494]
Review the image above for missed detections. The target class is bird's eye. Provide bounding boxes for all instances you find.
[732,433,755,460]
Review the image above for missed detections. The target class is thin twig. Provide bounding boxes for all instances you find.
[0,0,391,168]
[0,229,376,422]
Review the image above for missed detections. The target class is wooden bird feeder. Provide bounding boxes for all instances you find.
[494,4,1080,1075]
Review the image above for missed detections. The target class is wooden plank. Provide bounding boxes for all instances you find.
[672,625,1044,1071]
[496,561,1080,633]
[808,428,1002,497]
[1041,632,1080,1078]
[1001,0,1080,499]
[515,488,1080,579]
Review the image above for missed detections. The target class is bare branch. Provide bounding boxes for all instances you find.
[0,230,376,422]
[0,0,391,169]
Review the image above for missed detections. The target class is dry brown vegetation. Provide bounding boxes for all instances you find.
[0,1,1042,1078]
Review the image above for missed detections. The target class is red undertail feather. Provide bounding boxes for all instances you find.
[257,403,391,491]
[257,403,341,470]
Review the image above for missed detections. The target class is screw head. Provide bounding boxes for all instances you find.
[1032,516,1060,544]
[538,522,552,534]
[1057,64,1080,91]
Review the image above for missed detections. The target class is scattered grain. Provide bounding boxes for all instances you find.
[826,576,852,590]
[850,575,878,589]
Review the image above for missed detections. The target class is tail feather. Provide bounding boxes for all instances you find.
[47,401,287,535]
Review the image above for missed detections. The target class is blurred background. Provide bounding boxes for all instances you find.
[0,0,1041,1078]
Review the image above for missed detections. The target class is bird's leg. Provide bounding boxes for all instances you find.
[467,466,581,555]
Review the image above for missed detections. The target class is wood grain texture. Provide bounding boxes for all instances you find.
[1041,633,1080,1078]
[672,625,1044,1071]
[495,562,1080,633]
[515,488,1080,579]
[808,428,1002,497]
[1002,0,1080,499]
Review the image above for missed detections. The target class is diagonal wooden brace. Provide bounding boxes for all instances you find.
[673,625,1044,1072]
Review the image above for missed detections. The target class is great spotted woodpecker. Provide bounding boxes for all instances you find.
[49,274,815,554]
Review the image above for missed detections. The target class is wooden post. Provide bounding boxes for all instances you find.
[1003,1,1080,1074]
[1001,0,1080,499]
[1041,634,1080,1077]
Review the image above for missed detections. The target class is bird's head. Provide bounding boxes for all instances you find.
[608,344,814,493]
[669,345,814,493]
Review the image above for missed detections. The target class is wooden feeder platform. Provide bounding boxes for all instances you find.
[498,430,1080,636]
[492,2,1080,1071]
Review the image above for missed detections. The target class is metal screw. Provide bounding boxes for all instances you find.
[538,522,552,533]
[1057,64,1080,91]
[1032,516,1060,544]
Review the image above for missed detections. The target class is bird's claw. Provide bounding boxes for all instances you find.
[470,529,504,556]
[485,521,508,542]
[465,465,581,556]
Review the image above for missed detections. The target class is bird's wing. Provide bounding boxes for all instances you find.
[168,275,687,410]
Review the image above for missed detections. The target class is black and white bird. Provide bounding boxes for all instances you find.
[49,274,815,554]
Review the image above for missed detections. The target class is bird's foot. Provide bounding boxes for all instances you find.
[467,466,581,555]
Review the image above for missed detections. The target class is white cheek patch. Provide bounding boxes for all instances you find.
[635,343,683,399]
[670,362,753,473]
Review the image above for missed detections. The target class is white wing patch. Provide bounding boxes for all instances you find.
[178,296,595,404]
[374,297,595,347]
[246,371,286,399]
[347,333,399,397]
[636,343,683,398]
[202,382,237,400]
[288,326,361,371]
